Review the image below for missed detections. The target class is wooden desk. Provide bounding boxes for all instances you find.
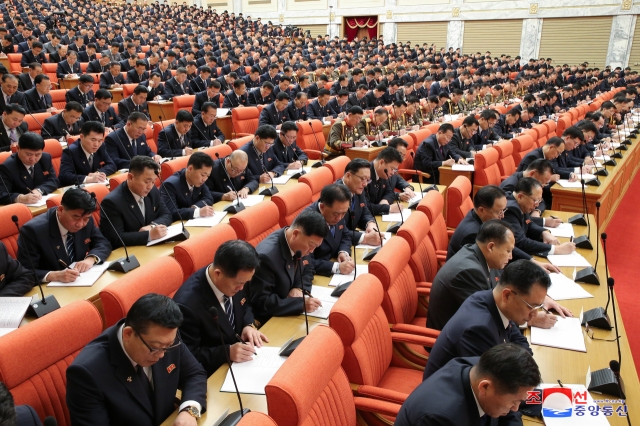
[108,88,124,103]
[58,77,80,90]
[345,146,385,161]
[0,57,10,73]
[438,166,473,188]
[322,123,331,141]
[551,133,640,230]
[216,116,233,141]
[148,101,175,121]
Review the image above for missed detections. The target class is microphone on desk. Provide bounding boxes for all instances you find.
[331,209,357,298]
[287,138,307,178]
[154,169,190,242]
[279,251,309,356]
[621,112,633,145]
[12,215,60,318]
[384,169,404,234]
[567,179,588,227]
[582,232,613,330]
[575,201,600,284]
[571,176,593,249]
[411,151,436,193]
[362,186,384,261]
[258,162,278,196]
[308,120,325,168]
[590,152,608,177]
[216,152,245,213]
[208,306,250,425]
[91,192,140,273]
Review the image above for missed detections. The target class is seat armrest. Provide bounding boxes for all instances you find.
[390,323,440,339]
[353,396,402,418]
[390,331,437,347]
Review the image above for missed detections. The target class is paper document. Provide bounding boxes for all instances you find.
[0,297,31,336]
[216,108,230,117]
[593,155,611,161]
[356,232,391,250]
[540,384,610,425]
[24,194,56,207]
[451,164,475,172]
[547,253,592,268]
[48,261,112,287]
[555,180,584,188]
[308,285,339,318]
[230,195,264,207]
[285,167,313,176]
[381,209,412,222]
[271,175,292,185]
[547,273,594,301]
[407,192,424,204]
[220,346,287,395]
[531,316,586,352]
[306,301,334,319]
[329,265,369,287]
[185,212,227,227]
[146,224,185,246]
[544,223,575,238]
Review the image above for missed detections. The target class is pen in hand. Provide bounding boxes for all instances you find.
[58,259,72,269]
[235,333,258,356]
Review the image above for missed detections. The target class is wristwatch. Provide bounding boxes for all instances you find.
[180,406,201,419]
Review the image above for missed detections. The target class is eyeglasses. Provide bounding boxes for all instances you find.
[490,207,508,217]
[511,290,545,311]
[522,193,542,205]
[352,173,372,185]
[227,161,246,175]
[135,329,182,354]
[585,324,620,342]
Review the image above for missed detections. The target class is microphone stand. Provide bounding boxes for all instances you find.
[308,120,324,168]
[331,209,357,297]
[411,151,436,194]
[362,187,384,261]
[568,177,588,227]
[155,170,190,241]
[582,232,613,329]
[572,174,593,249]
[575,201,600,284]
[279,251,309,356]
[13,215,60,318]
[258,162,278,196]
[287,141,307,179]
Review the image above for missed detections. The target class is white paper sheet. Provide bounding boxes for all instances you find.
[216,108,230,117]
[185,212,227,227]
[451,164,475,172]
[24,194,56,207]
[0,297,31,335]
[556,180,584,188]
[285,167,313,176]
[146,224,186,246]
[544,223,575,238]
[328,265,369,287]
[305,301,334,319]
[356,232,391,250]
[220,346,287,395]
[407,192,424,204]
[310,285,340,304]
[381,210,412,222]
[593,155,611,161]
[531,316,586,352]
[547,253,592,268]
[270,175,292,185]
[547,273,594,301]
[230,195,265,207]
[48,262,112,287]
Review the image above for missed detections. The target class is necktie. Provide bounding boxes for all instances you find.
[88,153,94,169]
[179,135,185,147]
[330,225,336,237]
[4,95,9,105]
[66,232,75,262]
[138,197,145,219]
[439,145,444,158]
[131,139,138,155]
[9,128,17,144]
[28,166,34,177]
[135,365,154,406]
[99,112,105,124]
[223,295,235,327]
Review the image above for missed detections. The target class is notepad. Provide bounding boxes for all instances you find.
[531,316,586,352]
[48,261,112,287]
[381,210,412,222]
[0,297,31,337]
[146,224,186,246]
[544,223,575,238]
[220,346,287,395]
[230,195,265,207]
[185,212,227,227]
[24,194,56,207]
[556,180,584,188]
[451,164,475,172]
[547,273,594,301]
[286,167,313,176]
[356,232,391,250]
[329,265,369,287]
[547,253,592,268]
[216,108,230,117]
[271,175,292,185]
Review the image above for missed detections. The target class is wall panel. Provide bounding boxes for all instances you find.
[396,21,448,48]
[539,17,612,67]
[463,19,522,57]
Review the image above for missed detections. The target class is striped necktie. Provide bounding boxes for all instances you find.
[66,232,75,263]
[223,295,235,326]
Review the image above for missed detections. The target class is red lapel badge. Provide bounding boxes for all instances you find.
[240,298,246,306]
[167,364,176,374]
[84,238,91,244]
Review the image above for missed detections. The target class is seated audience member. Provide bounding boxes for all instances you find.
[17,187,112,283]
[336,158,382,247]
[414,123,468,185]
[305,184,355,276]
[0,382,44,426]
[56,50,81,79]
[192,80,223,116]
[285,91,309,121]
[157,110,196,157]
[249,210,325,326]
[386,137,417,201]
[42,101,84,139]
[366,147,404,215]
[24,74,55,113]
[423,260,548,379]
[1,75,29,113]
[66,294,207,425]
[248,82,275,106]
[0,240,35,296]
[307,89,338,120]
[104,112,161,169]
[99,62,125,90]
[174,240,267,376]
[17,63,41,92]
[141,72,166,101]
[65,74,96,108]
[82,89,123,131]
[126,60,150,84]
[325,106,367,159]
[240,124,285,182]
[222,78,249,108]
[206,150,258,202]
[59,121,117,186]
[272,121,308,169]
[0,132,59,205]
[164,67,195,98]
[99,155,172,248]
[258,92,289,128]
[118,85,150,123]
[189,102,225,147]
[160,152,215,221]
[447,115,480,159]
[395,344,540,426]
[0,104,28,153]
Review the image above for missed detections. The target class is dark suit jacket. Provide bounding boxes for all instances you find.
[502,194,550,257]
[221,91,249,109]
[447,209,486,260]
[249,228,315,325]
[173,266,255,376]
[427,244,501,331]
[205,157,258,203]
[86,60,109,74]
[77,51,96,62]
[366,162,395,215]
[117,97,149,122]
[0,240,34,296]
[304,202,351,276]
[335,178,375,242]
[42,112,84,139]
[272,136,308,166]
[0,152,59,203]
[17,73,34,92]
[240,141,286,178]
[189,115,225,146]
[160,170,214,221]
[189,76,208,93]
[59,142,117,186]
[164,77,194,98]
[191,91,223,116]
[307,99,338,120]
[157,123,196,158]
[414,134,460,184]
[83,104,123,129]
[99,72,126,90]
[20,50,46,67]
[15,405,43,426]
[493,115,514,139]
[424,289,531,379]
[99,182,172,248]
[500,171,546,224]
[447,128,475,159]
[258,103,287,127]
[24,88,53,113]
[17,209,112,281]
[65,86,95,108]
[66,319,207,426]
[284,101,308,121]
[56,60,81,78]
[125,69,149,84]
[396,356,522,426]
[0,121,28,152]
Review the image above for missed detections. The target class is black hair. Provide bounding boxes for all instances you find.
[4,104,26,116]
[319,184,351,207]
[0,381,16,425]
[129,155,160,175]
[291,209,328,238]
[61,187,97,215]
[525,159,552,175]
[473,185,506,209]
[175,110,194,122]
[132,85,149,95]
[498,259,551,293]
[95,89,113,100]
[127,111,149,123]
[280,121,297,133]
[124,293,183,334]
[255,124,278,139]
[514,176,542,195]
[376,146,403,164]
[65,101,83,113]
[476,219,513,245]
[81,121,105,136]
[438,123,454,133]
[213,240,260,277]
[545,136,565,148]
[276,92,290,101]
[17,131,45,150]
[188,151,214,169]
[474,343,541,395]
[388,137,408,150]
[345,158,370,175]
[562,126,584,142]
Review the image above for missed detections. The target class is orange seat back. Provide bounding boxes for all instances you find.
[227,135,254,151]
[511,134,535,166]
[50,89,67,110]
[473,147,501,187]
[161,156,189,180]
[44,139,63,175]
[271,183,313,228]
[24,112,53,133]
[231,106,260,137]
[0,204,32,258]
[109,173,128,191]
[172,95,196,115]
[299,166,334,201]
[417,190,448,253]
[229,200,280,246]
[174,224,237,281]
[543,120,556,137]
[45,184,109,226]
[398,210,438,283]
[100,257,184,327]
[295,119,326,160]
[493,140,516,179]
[0,151,11,163]
[8,54,23,74]
[237,413,278,426]
[324,155,351,180]
[153,119,175,142]
[409,128,432,148]
[555,115,572,137]
[445,176,473,228]
[122,84,138,97]
[200,144,233,160]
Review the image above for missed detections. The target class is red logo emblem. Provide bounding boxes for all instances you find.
[167,364,176,374]
[84,238,91,244]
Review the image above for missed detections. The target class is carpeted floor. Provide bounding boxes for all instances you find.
[606,168,640,375]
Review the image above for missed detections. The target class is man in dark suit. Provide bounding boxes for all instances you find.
[174,240,268,376]
[205,150,258,203]
[159,152,214,221]
[414,123,468,184]
[86,56,111,74]
[222,79,249,109]
[304,184,355,277]
[83,89,123,131]
[66,294,207,425]
[24,75,54,113]
[0,103,28,152]
[19,42,47,67]
[17,63,41,92]
[249,210,325,326]
[272,121,308,169]
[157,110,198,158]
[104,113,161,169]
[0,240,35,296]
[365,147,404,216]
[423,260,548,379]
[99,156,172,248]
[17,187,112,283]
[48,44,68,64]
[307,89,339,120]
[118,85,150,122]
[239,125,285,184]
[77,43,97,63]
[493,110,520,140]
[65,74,95,108]
[126,60,150,84]
[0,131,59,205]
[258,92,289,128]
[189,102,225,147]
[396,344,541,426]
[55,50,81,79]
[140,73,166,102]
[59,121,117,187]
[164,67,194,98]
[42,101,84,139]
[192,80,224,116]
[189,67,210,94]
[285,92,309,121]
[99,62,126,90]
[336,158,382,246]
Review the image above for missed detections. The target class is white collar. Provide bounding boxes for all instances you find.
[283,227,295,257]
[81,145,93,159]
[471,382,486,418]
[205,264,226,306]
[128,185,143,203]
[496,303,510,329]
[55,210,69,238]
[117,324,139,368]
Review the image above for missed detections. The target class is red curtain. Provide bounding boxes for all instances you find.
[344,16,378,41]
